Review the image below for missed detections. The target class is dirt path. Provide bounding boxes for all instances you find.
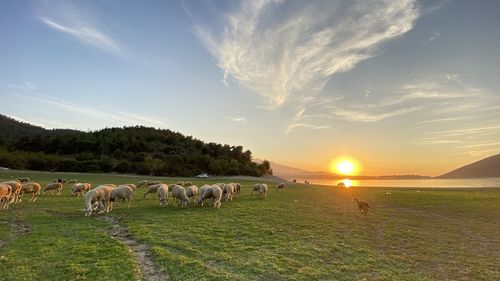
[0,219,31,250]
[98,216,168,281]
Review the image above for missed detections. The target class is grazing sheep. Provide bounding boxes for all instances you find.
[2,180,23,203]
[82,188,106,216]
[196,185,222,208]
[93,185,115,214]
[276,183,286,191]
[43,182,63,195]
[185,185,198,202]
[234,183,241,195]
[353,198,371,217]
[170,185,189,207]
[251,183,261,196]
[20,182,42,202]
[137,180,149,188]
[215,183,225,189]
[223,183,236,202]
[17,177,30,183]
[143,184,161,199]
[53,178,66,183]
[259,184,268,198]
[147,181,161,186]
[196,185,212,206]
[71,183,91,197]
[68,179,78,184]
[110,185,134,210]
[122,183,137,191]
[0,184,12,210]
[176,181,184,186]
[183,181,192,187]
[157,184,169,207]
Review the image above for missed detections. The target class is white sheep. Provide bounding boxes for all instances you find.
[92,185,115,214]
[157,184,169,207]
[110,185,134,210]
[71,183,91,197]
[68,179,78,184]
[251,183,261,196]
[20,182,42,202]
[183,181,192,187]
[83,188,106,216]
[137,180,149,188]
[143,184,161,199]
[196,185,222,208]
[185,185,198,202]
[170,185,189,207]
[259,184,268,198]
[176,181,185,186]
[223,183,236,202]
[196,184,212,206]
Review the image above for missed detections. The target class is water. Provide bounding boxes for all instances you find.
[300,178,500,188]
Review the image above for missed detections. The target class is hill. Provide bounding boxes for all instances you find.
[438,154,500,178]
[0,114,272,177]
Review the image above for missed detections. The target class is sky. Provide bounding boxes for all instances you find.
[1,0,500,176]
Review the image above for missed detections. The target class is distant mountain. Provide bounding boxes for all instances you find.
[438,154,500,178]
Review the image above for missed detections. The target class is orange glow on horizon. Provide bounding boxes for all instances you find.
[330,157,359,175]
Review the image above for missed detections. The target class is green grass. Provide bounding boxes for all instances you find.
[1,170,499,280]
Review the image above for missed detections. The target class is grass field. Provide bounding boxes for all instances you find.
[1,170,499,281]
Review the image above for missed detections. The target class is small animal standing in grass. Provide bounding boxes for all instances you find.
[276,183,286,191]
[353,197,371,217]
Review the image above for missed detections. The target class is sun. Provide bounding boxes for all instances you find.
[330,158,358,175]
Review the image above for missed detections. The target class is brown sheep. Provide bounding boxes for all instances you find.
[43,182,63,195]
[143,184,161,199]
[71,183,92,197]
[0,184,12,210]
[21,182,42,203]
[2,180,22,203]
[276,183,286,191]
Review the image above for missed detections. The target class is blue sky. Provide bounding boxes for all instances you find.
[1,0,500,176]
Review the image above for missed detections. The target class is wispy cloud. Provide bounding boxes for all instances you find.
[37,2,125,56]
[8,93,167,128]
[196,0,420,109]
[333,106,421,122]
[225,116,246,123]
[9,81,37,90]
[421,31,441,44]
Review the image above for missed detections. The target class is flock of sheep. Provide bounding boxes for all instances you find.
[0,177,287,216]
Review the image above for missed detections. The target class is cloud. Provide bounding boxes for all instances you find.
[196,0,420,109]
[9,93,167,128]
[38,2,125,56]
[225,116,246,123]
[332,106,421,122]
[9,81,37,90]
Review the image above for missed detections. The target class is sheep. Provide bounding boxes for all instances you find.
[0,184,12,210]
[183,181,192,187]
[259,184,268,198]
[43,182,63,195]
[223,183,236,202]
[196,185,212,206]
[122,183,137,191]
[157,184,169,207]
[110,185,134,210]
[2,180,22,203]
[82,188,106,216]
[53,178,66,183]
[92,185,115,214]
[353,198,371,217]
[17,177,30,183]
[196,185,222,208]
[276,183,286,191]
[251,183,261,196]
[215,183,225,189]
[170,185,189,207]
[176,181,184,186]
[185,185,198,202]
[234,183,241,195]
[20,182,42,203]
[71,183,91,197]
[68,179,78,184]
[147,181,161,186]
[137,180,149,188]
[143,184,161,199]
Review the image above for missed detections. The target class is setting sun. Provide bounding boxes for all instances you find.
[331,158,358,175]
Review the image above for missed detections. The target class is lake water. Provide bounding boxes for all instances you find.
[301,178,500,188]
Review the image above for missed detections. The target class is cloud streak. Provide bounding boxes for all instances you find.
[38,2,125,56]
[196,0,420,109]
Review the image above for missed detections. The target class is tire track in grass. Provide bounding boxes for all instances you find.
[98,216,168,281]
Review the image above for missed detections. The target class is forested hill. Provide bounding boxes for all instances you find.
[0,114,272,176]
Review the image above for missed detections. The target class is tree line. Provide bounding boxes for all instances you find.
[0,115,272,177]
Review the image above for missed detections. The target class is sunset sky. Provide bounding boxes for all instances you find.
[1,0,500,176]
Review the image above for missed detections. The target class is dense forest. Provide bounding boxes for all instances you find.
[0,115,272,177]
